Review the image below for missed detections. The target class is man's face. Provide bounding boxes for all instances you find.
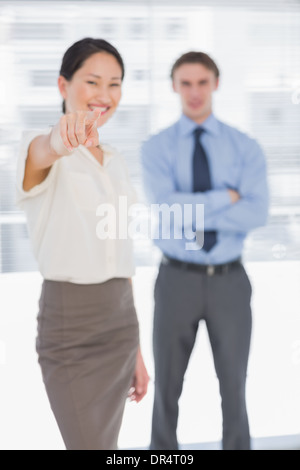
[172,63,219,123]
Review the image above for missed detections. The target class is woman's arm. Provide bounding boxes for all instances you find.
[128,278,150,403]
[23,132,63,191]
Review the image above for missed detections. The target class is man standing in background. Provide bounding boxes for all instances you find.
[141,51,269,450]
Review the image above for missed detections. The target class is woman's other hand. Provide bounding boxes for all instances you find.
[128,347,150,403]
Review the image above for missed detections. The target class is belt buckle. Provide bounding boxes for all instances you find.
[207,265,215,276]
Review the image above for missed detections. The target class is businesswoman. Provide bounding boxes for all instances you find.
[16,38,149,450]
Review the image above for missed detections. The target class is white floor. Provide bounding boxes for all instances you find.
[0,262,300,450]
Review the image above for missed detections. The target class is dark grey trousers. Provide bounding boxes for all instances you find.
[151,261,252,450]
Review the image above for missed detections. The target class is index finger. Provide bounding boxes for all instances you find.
[75,112,88,145]
[86,108,106,123]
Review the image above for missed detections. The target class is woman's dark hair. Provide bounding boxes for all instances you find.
[171,51,220,80]
[59,37,125,113]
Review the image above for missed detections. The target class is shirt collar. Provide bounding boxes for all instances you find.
[78,142,114,168]
[178,113,220,137]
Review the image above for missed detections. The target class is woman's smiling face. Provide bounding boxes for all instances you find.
[58,51,123,127]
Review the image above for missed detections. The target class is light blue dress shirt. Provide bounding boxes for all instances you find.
[141,113,269,265]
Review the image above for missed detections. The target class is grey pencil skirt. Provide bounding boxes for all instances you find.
[36,277,139,450]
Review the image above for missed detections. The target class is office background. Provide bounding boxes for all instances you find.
[0,0,299,449]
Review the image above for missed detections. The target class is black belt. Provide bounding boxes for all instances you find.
[161,255,242,276]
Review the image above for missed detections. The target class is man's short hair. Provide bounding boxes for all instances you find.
[171,51,220,80]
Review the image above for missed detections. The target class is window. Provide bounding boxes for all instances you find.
[31,70,58,87]
[128,17,148,40]
[11,22,63,40]
[165,18,186,40]
[98,18,116,38]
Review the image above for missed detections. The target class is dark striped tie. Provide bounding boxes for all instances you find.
[193,127,217,252]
